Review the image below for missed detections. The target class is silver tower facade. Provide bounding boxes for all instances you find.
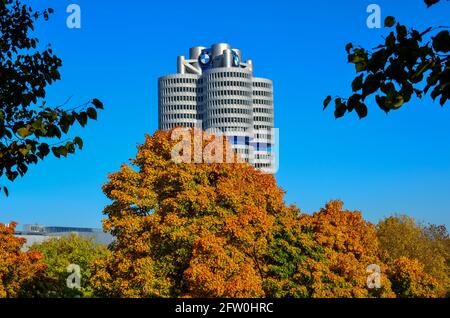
[158,43,275,172]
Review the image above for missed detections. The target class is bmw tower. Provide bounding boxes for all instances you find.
[158,43,276,172]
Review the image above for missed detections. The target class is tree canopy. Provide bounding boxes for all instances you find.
[377,215,450,295]
[90,129,288,297]
[1,129,447,298]
[0,222,47,297]
[0,0,104,196]
[88,129,446,298]
[29,234,110,298]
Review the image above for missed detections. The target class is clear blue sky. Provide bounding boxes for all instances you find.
[1,0,449,229]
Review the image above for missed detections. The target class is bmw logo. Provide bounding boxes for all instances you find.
[199,51,211,65]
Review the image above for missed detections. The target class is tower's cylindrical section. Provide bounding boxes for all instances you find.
[202,67,254,161]
[223,49,233,68]
[177,56,185,74]
[252,77,274,170]
[158,74,201,130]
[189,46,205,73]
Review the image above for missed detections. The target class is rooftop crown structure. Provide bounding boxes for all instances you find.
[158,43,276,172]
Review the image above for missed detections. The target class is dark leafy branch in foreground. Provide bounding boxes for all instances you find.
[324,0,449,119]
[0,0,104,196]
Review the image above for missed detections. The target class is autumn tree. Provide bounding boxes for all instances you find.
[29,234,110,298]
[387,256,443,297]
[377,215,449,295]
[266,200,395,298]
[91,128,449,298]
[0,0,104,195]
[263,204,328,298]
[0,222,47,298]
[323,0,449,118]
[91,128,290,297]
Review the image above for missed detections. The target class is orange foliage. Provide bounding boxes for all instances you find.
[297,201,395,298]
[90,129,445,298]
[0,222,47,298]
[91,129,288,297]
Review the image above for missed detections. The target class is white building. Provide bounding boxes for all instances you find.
[15,224,113,250]
[158,43,276,172]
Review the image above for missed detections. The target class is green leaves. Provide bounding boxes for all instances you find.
[29,234,110,298]
[51,137,84,159]
[324,9,449,120]
[0,2,106,195]
[348,48,369,73]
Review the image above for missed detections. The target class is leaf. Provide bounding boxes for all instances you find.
[432,30,450,53]
[37,143,50,159]
[376,95,389,113]
[59,115,71,134]
[52,147,61,158]
[391,95,404,109]
[424,0,440,7]
[439,94,447,106]
[16,127,31,138]
[92,98,104,109]
[73,136,83,150]
[87,107,97,120]
[76,112,88,127]
[19,147,29,156]
[60,147,68,157]
[355,102,368,119]
[323,96,332,110]
[334,99,347,118]
[48,125,62,139]
[362,74,381,97]
[352,74,364,92]
[345,43,353,54]
[368,49,387,72]
[384,16,396,28]
[6,171,19,181]
[347,94,362,112]
[396,24,407,40]
[386,33,396,49]
[51,146,68,158]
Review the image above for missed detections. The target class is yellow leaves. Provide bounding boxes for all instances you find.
[376,215,450,295]
[388,256,444,297]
